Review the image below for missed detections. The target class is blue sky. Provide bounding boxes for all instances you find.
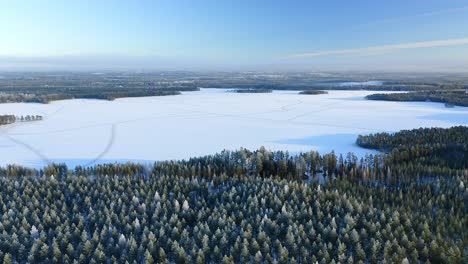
[1,0,468,71]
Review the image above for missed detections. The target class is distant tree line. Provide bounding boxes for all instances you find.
[0,73,201,104]
[0,87,199,104]
[366,90,468,107]
[299,90,328,95]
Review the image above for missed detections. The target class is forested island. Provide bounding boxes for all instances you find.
[0,115,16,125]
[366,90,468,107]
[233,89,273,93]
[299,90,328,95]
[0,126,465,263]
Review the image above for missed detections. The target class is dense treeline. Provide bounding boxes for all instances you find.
[366,90,468,107]
[357,126,468,169]
[0,171,465,263]
[0,127,466,263]
[356,126,468,150]
[299,90,328,95]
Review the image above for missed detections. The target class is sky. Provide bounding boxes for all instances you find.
[1,0,468,72]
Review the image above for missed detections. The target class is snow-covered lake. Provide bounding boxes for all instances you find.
[0,89,466,168]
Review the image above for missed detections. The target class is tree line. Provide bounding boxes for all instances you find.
[366,90,468,107]
[0,88,199,104]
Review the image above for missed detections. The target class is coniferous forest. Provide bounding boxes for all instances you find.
[0,127,468,263]
[365,90,468,107]
[0,126,465,263]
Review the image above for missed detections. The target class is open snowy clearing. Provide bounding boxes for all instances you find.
[0,89,466,168]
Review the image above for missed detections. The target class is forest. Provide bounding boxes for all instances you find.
[1,72,467,104]
[0,73,199,104]
[0,126,465,263]
[366,90,468,107]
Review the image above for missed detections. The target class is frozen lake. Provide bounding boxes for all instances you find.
[0,89,467,168]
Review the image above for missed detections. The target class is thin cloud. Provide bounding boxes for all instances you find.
[286,38,468,59]
[365,6,468,26]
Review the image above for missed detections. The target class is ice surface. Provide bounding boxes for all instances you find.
[0,89,466,168]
